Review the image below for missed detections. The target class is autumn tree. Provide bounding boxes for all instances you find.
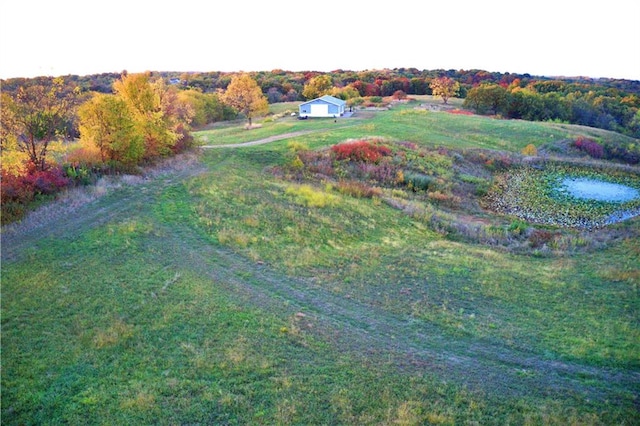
[1,78,79,170]
[78,93,144,165]
[177,89,208,127]
[464,84,509,115]
[0,92,18,153]
[220,74,269,127]
[392,90,407,100]
[177,89,228,127]
[156,80,195,152]
[113,72,192,160]
[78,72,194,165]
[429,76,460,104]
[302,75,334,100]
[329,85,360,100]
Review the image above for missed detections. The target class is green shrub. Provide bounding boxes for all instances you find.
[508,220,529,236]
[287,141,309,153]
[404,172,436,191]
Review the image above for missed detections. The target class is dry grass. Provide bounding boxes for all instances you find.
[1,150,204,238]
[244,123,263,130]
[93,319,134,348]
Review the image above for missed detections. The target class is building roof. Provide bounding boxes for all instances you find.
[299,95,346,107]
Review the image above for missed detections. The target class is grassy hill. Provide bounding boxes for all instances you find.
[2,97,639,425]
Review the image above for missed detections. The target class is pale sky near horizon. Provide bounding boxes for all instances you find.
[1,0,639,81]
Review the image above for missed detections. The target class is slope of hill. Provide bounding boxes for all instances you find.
[2,100,639,425]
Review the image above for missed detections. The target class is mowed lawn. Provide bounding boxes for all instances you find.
[2,100,639,425]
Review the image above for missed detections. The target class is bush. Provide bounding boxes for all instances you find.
[427,190,461,207]
[65,141,103,165]
[508,220,529,236]
[171,125,195,154]
[604,144,640,164]
[404,172,436,191]
[1,170,34,204]
[521,144,538,156]
[336,180,381,198]
[63,163,100,186]
[574,137,604,159]
[529,229,555,248]
[392,90,407,100]
[1,200,27,225]
[331,141,391,164]
[22,165,71,196]
[1,165,72,224]
[482,153,514,172]
[287,141,309,153]
[354,162,398,185]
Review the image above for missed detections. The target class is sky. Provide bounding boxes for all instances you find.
[1,0,639,81]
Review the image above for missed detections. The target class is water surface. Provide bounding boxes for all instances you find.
[559,178,639,203]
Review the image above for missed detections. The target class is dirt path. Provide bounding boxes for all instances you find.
[200,130,318,149]
[199,114,370,149]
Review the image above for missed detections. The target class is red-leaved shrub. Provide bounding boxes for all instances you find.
[331,141,391,163]
[574,137,604,159]
[1,171,34,204]
[1,165,71,224]
[22,165,71,195]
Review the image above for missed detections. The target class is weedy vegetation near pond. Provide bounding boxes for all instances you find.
[2,98,639,425]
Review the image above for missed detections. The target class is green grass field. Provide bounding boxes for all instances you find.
[2,99,639,425]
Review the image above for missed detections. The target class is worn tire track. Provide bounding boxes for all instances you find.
[153,221,639,402]
[200,130,318,148]
[3,151,638,406]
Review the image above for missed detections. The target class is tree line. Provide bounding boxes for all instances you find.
[2,68,639,223]
[463,80,640,137]
[4,68,639,137]
[0,72,265,223]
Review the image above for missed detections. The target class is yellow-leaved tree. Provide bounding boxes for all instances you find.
[430,76,460,105]
[113,73,181,160]
[221,74,268,127]
[78,93,144,165]
[302,75,334,100]
[79,72,194,165]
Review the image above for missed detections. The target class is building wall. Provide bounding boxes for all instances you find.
[299,99,344,117]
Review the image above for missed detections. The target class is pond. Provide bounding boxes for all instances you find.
[557,177,640,225]
[558,177,640,202]
[488,167,640,229]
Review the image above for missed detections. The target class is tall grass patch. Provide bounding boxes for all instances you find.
[285,184,338,207]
